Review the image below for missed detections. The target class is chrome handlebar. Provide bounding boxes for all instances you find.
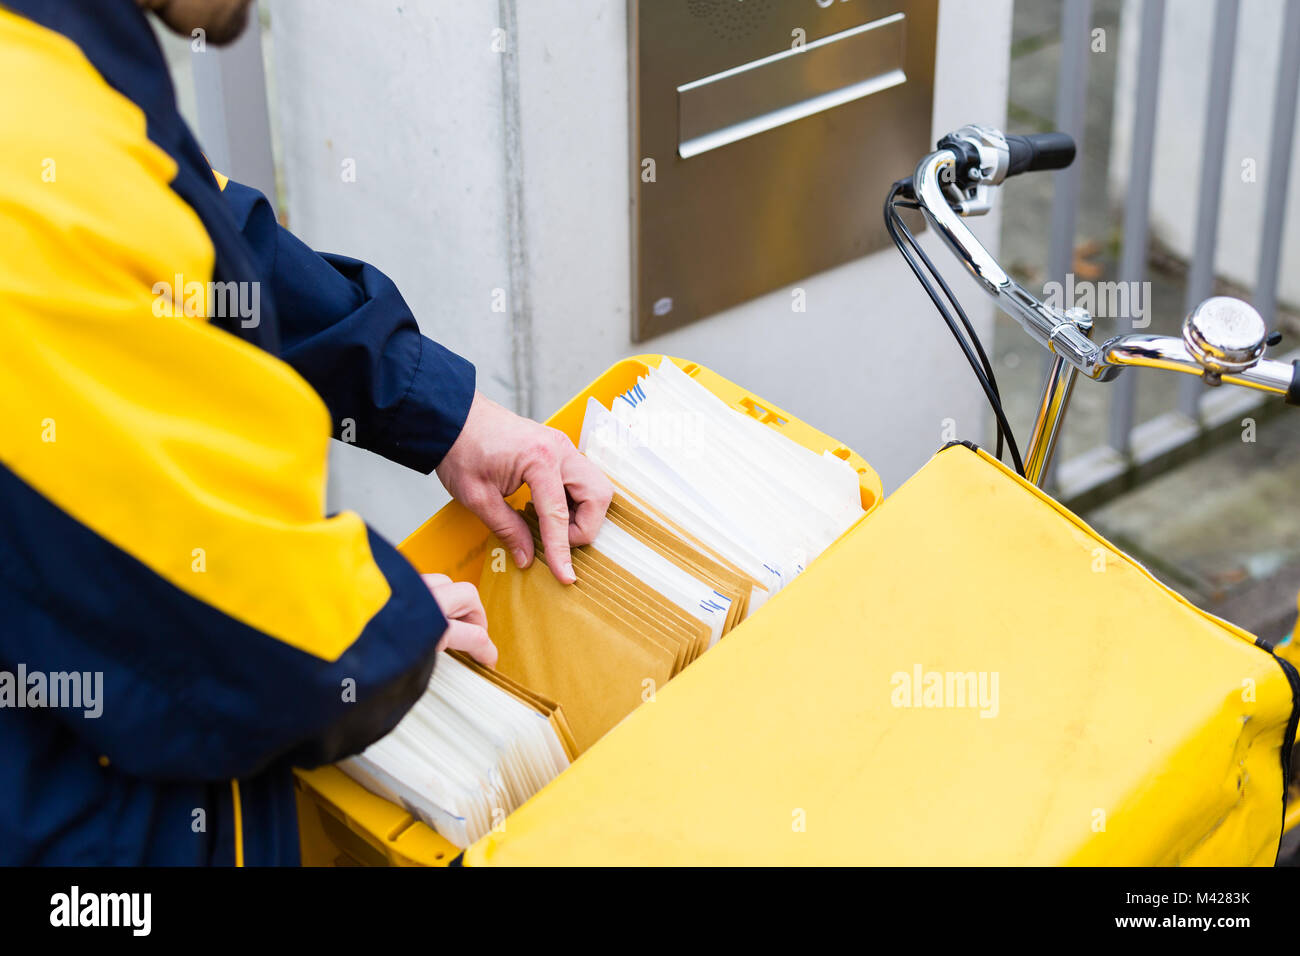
[910,125,1299,403]
[913,145,1103,375]
[1099,334,1294,397]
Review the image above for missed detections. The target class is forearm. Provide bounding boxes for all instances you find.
[220,177,476,471]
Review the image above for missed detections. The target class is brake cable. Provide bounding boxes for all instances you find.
[884,179,1024,475]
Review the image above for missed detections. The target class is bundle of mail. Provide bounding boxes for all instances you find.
[340,651,576,850]
[344,358,865,848]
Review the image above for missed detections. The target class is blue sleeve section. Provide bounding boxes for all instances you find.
[0,462,447,782]
[221,178,476,473]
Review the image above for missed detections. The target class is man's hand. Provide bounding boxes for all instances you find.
[423,573,497,667]
[435,391,613,584]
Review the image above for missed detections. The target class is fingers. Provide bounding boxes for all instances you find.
[435,619,497,668]
[425,576,496,666]
[562,452,614,547]
[423,577,487,630]
[523,456,575,584]
[466,491,535,570]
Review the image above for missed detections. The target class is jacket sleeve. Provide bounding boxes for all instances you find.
[0,92,451,782]
[219,177,475,474]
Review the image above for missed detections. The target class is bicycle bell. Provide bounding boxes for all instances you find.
[1182,296,1267,383]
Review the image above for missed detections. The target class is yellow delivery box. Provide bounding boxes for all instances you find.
[296,359,1298,866]
[294,355,883,866]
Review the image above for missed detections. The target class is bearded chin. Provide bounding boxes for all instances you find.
[202,3,252,47]
[153,0,254,48]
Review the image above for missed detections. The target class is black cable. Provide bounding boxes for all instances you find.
[889,196,1006,464]
[887,184,1014,466]
[891,208,1021,473]
[889,205,1017,471]
[888,198,1020,472]
[884,182,1024,474]
[890,193,1002,407]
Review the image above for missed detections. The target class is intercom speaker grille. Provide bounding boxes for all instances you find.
[685,0,774,42]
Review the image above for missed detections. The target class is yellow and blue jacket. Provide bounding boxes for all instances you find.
[0,0,474,864]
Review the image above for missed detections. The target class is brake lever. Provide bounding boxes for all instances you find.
[934,125,1011,216]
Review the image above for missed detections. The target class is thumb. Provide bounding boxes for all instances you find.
[474,493,534,569]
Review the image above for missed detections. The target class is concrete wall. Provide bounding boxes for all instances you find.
[267,0,1014,543]
[1110,0,1300,307]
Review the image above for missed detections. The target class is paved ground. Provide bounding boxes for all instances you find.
[991,0,1300,642]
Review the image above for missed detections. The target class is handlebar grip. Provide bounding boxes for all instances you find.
[1005,132,1076,176]
[1287,359,1300,406]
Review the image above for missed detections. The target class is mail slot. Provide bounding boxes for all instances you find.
[677,14,908,159]
[629,0,938,341]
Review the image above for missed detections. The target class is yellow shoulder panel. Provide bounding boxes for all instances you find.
[0,9,390,661]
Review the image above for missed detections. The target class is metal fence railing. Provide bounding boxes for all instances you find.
[1049,0,1300,510]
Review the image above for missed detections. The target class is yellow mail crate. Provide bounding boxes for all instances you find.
[297,359,1298,866]
[294,355,883,866]
[464,443,1298,866]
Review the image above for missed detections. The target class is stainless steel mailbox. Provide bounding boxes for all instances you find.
[630,0,938,341]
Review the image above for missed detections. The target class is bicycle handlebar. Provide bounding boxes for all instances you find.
[1005,132,1077,177]
[908,125,1300,406]
[1099,334,1300,400]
